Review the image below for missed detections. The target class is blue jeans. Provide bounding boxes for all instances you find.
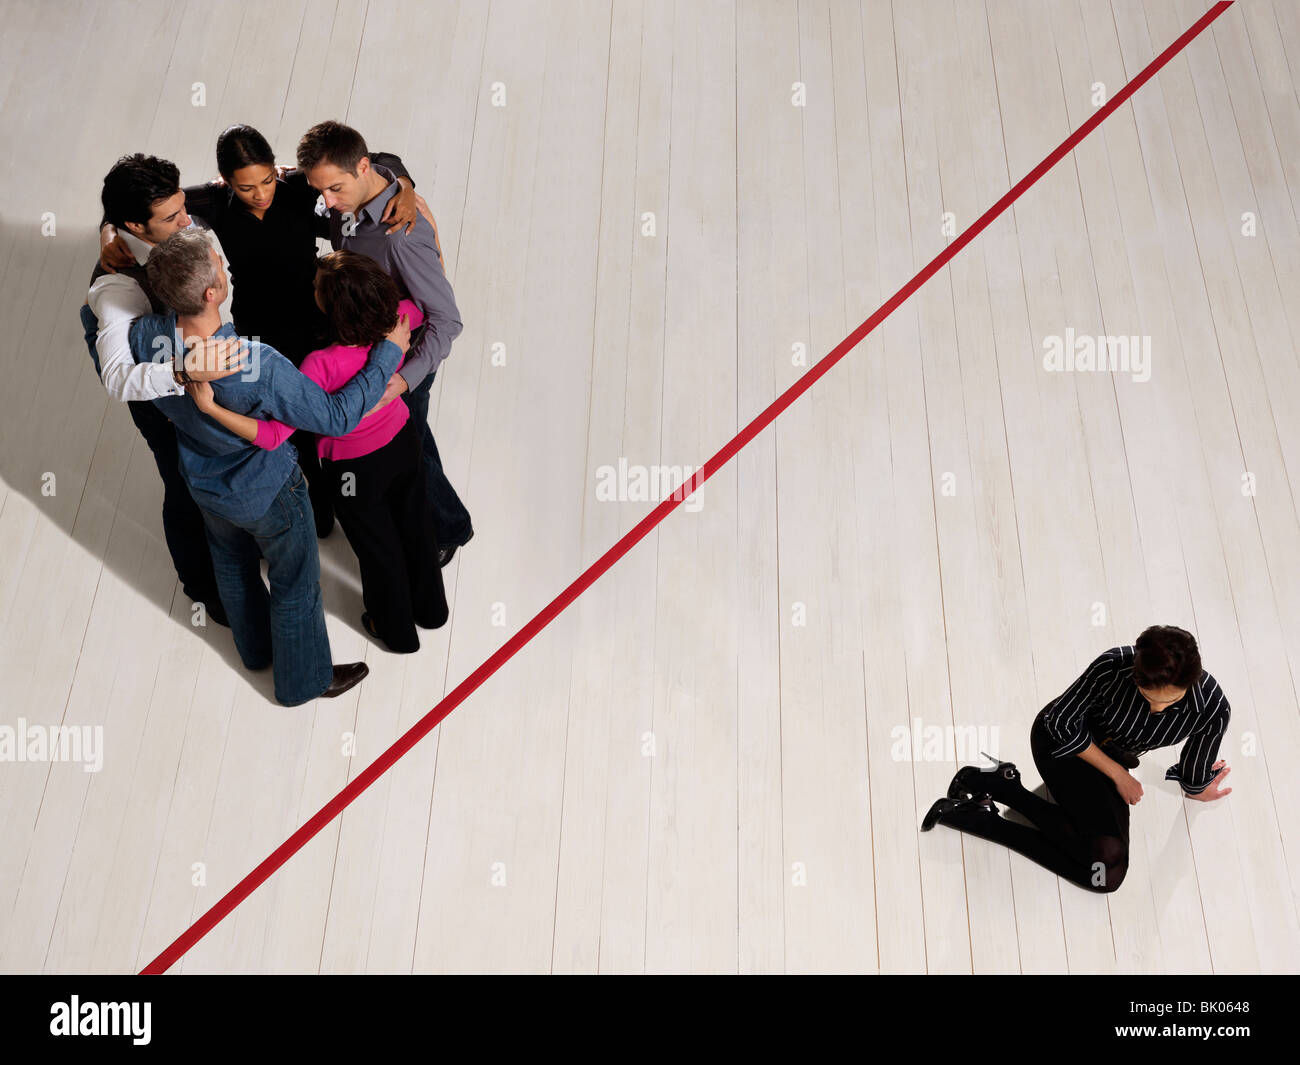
[403,368,473,547]
[198,466,333,706]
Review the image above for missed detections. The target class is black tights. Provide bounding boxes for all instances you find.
[939,710,1130,893]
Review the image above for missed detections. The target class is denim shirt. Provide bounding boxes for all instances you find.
[127,313,402,524]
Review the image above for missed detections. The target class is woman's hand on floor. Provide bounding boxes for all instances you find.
[1185,761,1231,802]
[1114,771,1144,806]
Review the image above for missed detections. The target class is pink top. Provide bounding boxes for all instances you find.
[253,299,423,461]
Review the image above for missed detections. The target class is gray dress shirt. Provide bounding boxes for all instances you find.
[328,165,463,391]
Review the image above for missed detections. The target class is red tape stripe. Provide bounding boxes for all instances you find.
[141,0,1233,974]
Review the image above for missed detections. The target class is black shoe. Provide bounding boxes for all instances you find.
[922,794,999,831]
[437,528,473,568]
[321,662,368,699]
[947,753,1020,800]
[362,612,419,654]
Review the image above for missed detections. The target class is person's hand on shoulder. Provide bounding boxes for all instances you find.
[99,223,135,274]
[382,183,420,235]
[182,335,251,382]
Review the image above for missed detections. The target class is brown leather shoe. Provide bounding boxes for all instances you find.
[322,662,368,699]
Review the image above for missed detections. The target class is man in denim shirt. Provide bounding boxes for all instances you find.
[120,229,410,706]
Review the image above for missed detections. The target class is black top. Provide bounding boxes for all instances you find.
[1040,645,1230,794]
[181,151,412,366]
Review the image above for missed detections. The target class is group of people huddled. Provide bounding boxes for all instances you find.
[82,121,473,706]
[78,120,1235,900]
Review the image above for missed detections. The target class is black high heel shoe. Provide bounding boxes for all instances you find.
[947,751,1020,800]
[922,794,999,832]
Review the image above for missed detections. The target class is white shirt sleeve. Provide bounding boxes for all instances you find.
[87,273,183,402]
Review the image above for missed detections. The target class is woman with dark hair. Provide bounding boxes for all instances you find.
[99,123,429,537]
[187,250,448,655]
[922,625,1232,892]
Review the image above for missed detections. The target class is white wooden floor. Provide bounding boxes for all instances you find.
[0,0,1298,974]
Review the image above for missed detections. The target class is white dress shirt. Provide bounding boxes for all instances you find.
[86,224,234,402]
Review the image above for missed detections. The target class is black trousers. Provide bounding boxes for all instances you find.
[321,417,449,653]
[939,707,1131,892]
[125,398,224,617]
[403,368,473,548]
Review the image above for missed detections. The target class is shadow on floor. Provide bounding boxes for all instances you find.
[0,217,374,706]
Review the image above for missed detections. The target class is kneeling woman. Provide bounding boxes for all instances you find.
[922,625,1232,892]
[191,250,449,653]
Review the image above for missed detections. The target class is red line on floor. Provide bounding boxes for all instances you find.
[140,0,1233,974]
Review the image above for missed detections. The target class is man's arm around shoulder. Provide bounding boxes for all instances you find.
[251,337,406,437]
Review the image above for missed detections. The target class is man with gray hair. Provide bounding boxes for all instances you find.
[104,228,413,706]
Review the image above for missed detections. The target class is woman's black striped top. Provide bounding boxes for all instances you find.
[1041,645,1231,795]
